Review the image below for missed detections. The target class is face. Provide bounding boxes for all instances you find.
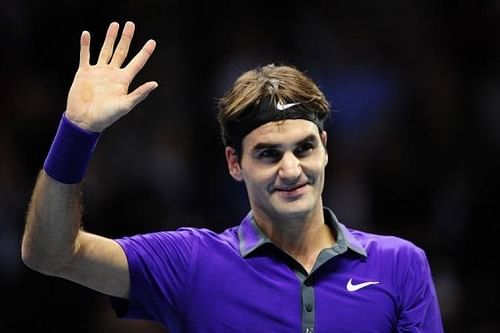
[225,119,328,222]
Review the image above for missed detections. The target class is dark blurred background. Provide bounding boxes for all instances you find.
[1,0,499,332]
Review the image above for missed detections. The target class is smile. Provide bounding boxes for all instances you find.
[273,183,309,197]
[276,184,307,192]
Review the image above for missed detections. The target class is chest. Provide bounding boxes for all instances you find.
[182,252,398,333]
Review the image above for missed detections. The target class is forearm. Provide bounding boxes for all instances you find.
[21,22,155,296]
[22,170,83,274]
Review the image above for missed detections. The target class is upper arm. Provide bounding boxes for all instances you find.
[56,231,130,299]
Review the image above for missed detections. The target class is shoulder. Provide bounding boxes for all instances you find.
[346,229,434,292]
[116,225,240,252]
[348,228,427,262]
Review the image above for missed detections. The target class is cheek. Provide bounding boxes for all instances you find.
[244,171,272,189]
[306,159,326,186]
[306,153,327,171]
[241,165,276,190]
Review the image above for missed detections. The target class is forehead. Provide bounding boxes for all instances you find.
[242,119,320,148]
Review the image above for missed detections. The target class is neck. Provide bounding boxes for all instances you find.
[253,205,335,273]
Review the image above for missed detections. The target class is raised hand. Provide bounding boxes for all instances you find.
[65,21,158,132]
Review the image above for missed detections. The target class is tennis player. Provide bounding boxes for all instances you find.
[22,21,444,332]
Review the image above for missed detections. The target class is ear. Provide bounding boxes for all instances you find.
[321,131,328,166]
[225,146,244,182]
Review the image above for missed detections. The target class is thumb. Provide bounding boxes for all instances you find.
[125,81,159,110]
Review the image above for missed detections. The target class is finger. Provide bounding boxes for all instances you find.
[124,81,159,111]
[79,31,91,68]
[97,22,119,65]
[124,39,156,78]
[109,21,135,68]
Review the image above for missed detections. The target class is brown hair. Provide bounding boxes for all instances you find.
[217,64,331,151]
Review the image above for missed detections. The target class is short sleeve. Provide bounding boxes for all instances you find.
[109,228,200,328]
[396,245,444,332]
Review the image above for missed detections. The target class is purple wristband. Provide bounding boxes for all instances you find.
[43,112,101,184]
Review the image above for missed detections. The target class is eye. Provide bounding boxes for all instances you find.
[258,149,282,161]
[294,142,315,157]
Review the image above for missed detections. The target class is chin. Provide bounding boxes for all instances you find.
[272,201,317,219]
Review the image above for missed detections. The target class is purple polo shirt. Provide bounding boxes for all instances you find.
[111,208,443,332]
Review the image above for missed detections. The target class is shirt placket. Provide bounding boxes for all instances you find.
[295,269,315,333]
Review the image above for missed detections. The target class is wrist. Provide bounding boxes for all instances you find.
[65,110,98,132]
[43,112,101,184]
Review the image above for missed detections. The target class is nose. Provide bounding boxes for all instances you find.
[278,151,302,182]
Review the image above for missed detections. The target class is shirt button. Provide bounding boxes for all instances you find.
[305,304,313,312]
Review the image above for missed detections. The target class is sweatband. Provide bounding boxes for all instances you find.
[224,96,325,149]
[43,112,100,184]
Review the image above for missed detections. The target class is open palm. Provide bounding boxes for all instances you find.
[66,22,158,132]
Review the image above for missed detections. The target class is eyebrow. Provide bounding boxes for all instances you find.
[252,134,318,151]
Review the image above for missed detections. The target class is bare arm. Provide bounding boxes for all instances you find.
[23,171,130,297]
[21,21,157,298]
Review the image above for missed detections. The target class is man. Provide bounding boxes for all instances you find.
[22,21,444,332]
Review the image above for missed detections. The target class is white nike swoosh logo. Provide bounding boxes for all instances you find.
[346,278,380,292]
[276,101,301,111]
